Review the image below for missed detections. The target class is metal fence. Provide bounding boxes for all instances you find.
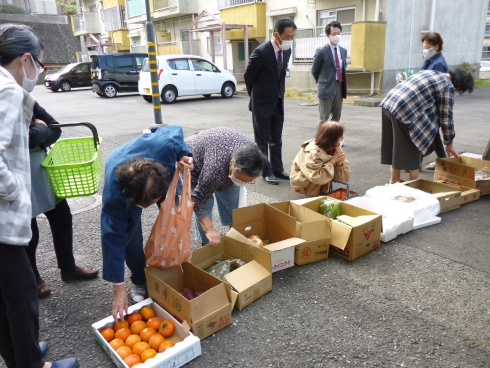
[72,13,86,31]
[101,5,126,31]
[217,0,263,10]
[291,26,351,62]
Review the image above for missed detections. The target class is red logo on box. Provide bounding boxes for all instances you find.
[364,229,374,240]
[301,247,311,259]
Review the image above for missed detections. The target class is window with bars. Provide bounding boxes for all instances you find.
[206,33,222,54]
[317,7,355,35]
[483,46,490,59]
[486,23,490,36]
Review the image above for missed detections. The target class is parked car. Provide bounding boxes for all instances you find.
[44,62,91,92]
[138,55,237,104]
[480,61,490,72]
[91,53,147,98]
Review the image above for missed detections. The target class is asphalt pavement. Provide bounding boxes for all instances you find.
[3,85,489,368]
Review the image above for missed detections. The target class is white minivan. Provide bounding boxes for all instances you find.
[138,54,237,104]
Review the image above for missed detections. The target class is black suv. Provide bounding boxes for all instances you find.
[91,53,147,98]
[44,62,91,92]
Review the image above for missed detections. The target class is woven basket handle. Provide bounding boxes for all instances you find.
[54,122,100,150]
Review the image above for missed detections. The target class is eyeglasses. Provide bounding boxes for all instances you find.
[31,55,46,74]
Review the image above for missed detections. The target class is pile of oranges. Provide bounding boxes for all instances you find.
[99,306,176,367]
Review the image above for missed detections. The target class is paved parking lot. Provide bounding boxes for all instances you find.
[5,85,489,368]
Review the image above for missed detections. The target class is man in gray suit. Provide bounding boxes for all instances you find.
[311,21,347,127]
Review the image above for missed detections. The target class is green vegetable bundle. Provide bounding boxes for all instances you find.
[319,199,341,219]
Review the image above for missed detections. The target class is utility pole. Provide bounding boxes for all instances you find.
[144,0,163,125]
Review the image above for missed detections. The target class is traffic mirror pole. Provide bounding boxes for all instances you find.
[145,0,164,125]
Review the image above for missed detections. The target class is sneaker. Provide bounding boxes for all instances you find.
[129,284,146,305]
[425,161,436,170]
[39,341,48,357]
[50,357,79,368]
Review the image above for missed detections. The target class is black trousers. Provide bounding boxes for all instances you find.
[252,98,285,177]
[27,199,76,279]
[0,243,44,368]
[434,133,446,158]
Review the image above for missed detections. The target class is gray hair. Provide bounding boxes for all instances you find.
[231,144,265,177]
[0,24,43,66]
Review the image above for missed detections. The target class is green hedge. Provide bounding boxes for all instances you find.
[0,4,27,14]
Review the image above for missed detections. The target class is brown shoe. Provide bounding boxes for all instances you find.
[37,277,52,299]
[61,266,99,281]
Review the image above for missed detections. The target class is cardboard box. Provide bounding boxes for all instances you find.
[268,201,331,265]
[145,263,233,340]
[230,204,305,272]
[295,198,383,261]
[93,298,201,368]
[191,235,272,310]
[434,157,490,195]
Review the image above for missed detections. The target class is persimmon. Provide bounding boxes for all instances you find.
[146,317,162,330]
[109,338,125,351]
[123,353,141,367]
[139,327,156,342]
[148,333,164,350]
[139,306,155,320]
[130,320,146,335]
[100,327,115,342]
[113,320,129,331]
[132,341,150,356]
[115,327,131,342]
[140,348,157,363]
[127,312,142,325]
[158,340,175,353]
[125,334,141,349]
[159,320,175,337]
[116,345,132,359]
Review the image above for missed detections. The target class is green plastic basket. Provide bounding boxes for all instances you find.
[41,123,102,199]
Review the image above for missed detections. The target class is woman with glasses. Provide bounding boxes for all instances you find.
[0,23,79,368]
[290,121,350,198]
[185,127,265,246]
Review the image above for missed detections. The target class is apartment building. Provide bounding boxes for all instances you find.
[483,0,490,60]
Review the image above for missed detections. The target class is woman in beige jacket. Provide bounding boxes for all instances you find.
[290,121,350,197]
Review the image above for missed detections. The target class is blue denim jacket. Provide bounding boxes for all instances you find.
[101,125,191,283]
[421,52,449,73]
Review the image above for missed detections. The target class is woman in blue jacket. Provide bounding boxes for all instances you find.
[101,125,192,321]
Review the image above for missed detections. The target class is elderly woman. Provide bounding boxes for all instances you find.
[185,127,265,246]
[290,121,350,197]
[0,24,79,368]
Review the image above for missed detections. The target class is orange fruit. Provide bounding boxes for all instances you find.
[140,348,157,363]
[130,320,146,335]
[113,320,129,331]
[116,345,132,359]
[132,341,150,356]
[139,327,156,342]
[115,327,131,342]
[139,306,155,320]
[127,312,142,325]
[123,353,141,367]
[125,334,141,349]
[109,338,125,351]
[158,340,175,353]
[100,327,115,342]
[148,333,164,350]
[146,317,162,331]
[159,320,175,338]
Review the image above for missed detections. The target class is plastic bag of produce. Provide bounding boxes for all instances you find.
[319,199,341,219]
[204,259,246,280]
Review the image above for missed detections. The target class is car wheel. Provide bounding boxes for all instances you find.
[142,95,152,102]
[221,82,235,98]
[161,86,177,104]
[50,87,59,92]
[60,81,71,92]
[103,84,117,98]
[203,94,211,98]
[96,91,105,97]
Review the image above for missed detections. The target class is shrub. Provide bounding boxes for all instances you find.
[0,4,27,14]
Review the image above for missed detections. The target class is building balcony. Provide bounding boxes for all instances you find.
[153,0,198,20]
[219,1,266,40]
[101,5,126,31]
[126,0,150,24]
[156,40,201,56]
[72,12,102,36]
[218,0,264,11]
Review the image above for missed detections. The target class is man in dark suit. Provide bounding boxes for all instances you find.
[311,21,347,134]
[244,18,296,185]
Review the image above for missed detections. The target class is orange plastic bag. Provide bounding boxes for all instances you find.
[144,166,194,269]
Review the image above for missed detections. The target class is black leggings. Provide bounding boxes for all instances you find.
[26,199,76,279]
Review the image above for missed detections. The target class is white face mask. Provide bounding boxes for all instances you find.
[329,34,341,46]
[423,48,435,60]
[228,174,247,187]
[277,34,293,51]
[22,55,40,92]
